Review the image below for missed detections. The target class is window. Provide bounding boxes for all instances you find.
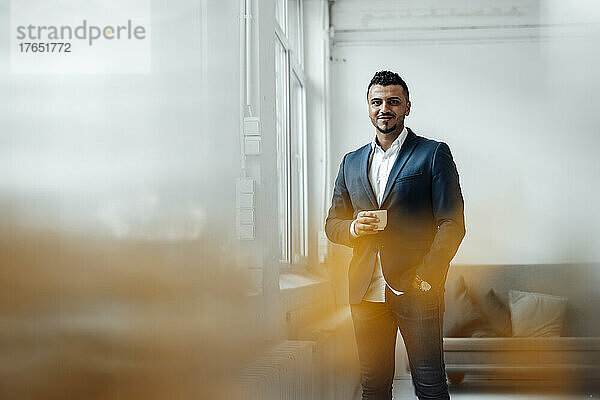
[275,0,307,265]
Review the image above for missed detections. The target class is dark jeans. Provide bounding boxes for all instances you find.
[350,286,450,400]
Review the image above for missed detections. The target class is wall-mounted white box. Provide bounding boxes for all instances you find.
[237,208,255,224]
[237,177,255,194]
[243,117,261,156]
[243,117,261,136]
[244,136,261,155]
[236,177,255,240]
[238,224,255,240]
[237,193,254,208]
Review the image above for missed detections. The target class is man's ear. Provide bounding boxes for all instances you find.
[405,101,411,116]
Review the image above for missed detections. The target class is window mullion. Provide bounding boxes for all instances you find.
[285,49,293,263]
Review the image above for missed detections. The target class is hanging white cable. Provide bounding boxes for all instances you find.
[239,0,248,176]
[239,0,255,178]
[245,0,253,117]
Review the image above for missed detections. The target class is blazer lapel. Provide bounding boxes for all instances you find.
[380,128,419,207]
[359,145,378,209]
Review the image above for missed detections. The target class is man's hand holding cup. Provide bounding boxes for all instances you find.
[353,210,387,237]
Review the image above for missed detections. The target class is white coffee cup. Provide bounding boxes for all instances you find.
[371,210,387,231]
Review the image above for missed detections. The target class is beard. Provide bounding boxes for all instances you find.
[376,123,397,134]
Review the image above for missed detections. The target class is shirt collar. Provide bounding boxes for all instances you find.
[371,126,408,152]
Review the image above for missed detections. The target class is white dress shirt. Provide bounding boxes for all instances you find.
[350,127,408,302]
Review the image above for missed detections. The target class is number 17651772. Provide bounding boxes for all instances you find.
[19,42,71,52]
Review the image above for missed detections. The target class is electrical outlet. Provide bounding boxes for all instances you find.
[244,136,261,155]
[238,224,255,240]
[243,117,261,136]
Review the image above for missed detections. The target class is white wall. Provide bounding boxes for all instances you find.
[328,0,600,264]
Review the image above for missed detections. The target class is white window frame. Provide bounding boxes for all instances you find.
[275,0,308,266]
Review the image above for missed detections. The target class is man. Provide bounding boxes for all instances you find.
[325,70,465,400]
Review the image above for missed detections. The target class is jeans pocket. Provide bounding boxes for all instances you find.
[409,290,441,315]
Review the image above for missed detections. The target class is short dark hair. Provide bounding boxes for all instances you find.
[367,70,409,101]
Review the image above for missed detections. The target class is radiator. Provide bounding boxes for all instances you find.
[237,340,314,400]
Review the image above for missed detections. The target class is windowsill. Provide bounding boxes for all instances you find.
[279,270,327,290]
[279,270,333,313]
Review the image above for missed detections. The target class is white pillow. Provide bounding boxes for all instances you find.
[508,289,568,337]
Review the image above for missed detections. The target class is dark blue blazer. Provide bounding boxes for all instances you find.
[325,128,465,304]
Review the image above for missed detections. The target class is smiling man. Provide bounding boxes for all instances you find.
[325,71,465,399]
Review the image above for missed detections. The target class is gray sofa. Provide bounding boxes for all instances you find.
[442,263,600,385]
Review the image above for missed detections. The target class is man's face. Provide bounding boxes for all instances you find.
[367,84,411,134]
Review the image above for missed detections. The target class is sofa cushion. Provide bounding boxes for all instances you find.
[509,289,568,337]
[443,275,490,337]
[477,288,512,337]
